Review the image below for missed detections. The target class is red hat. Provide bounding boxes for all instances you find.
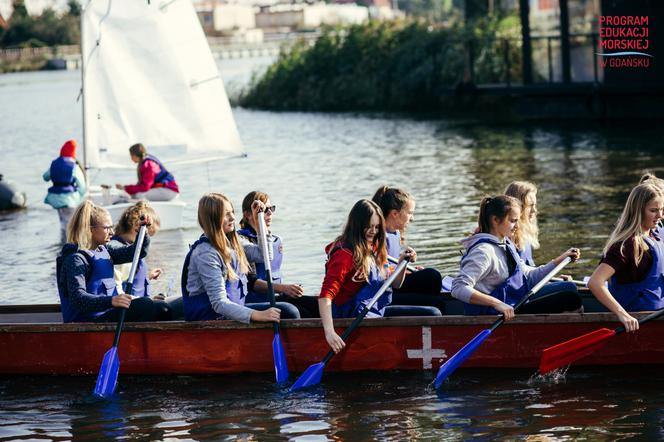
[60,139,77,158]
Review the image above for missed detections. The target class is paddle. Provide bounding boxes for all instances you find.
[256,205,289,383]
[289,258,410,392]
[539,307,664,374]
[93,217,148,398]
[433,256,572,389]
[551,276,586,286]
[387,254,418,273]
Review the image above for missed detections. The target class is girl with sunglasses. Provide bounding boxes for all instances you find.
[237,191,318,318]
[56,200,169,323]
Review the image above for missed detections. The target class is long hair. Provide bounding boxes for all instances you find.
[603,183,664,266]
[371,185,412,242]
[240,190,270,229]
[129,143,148,181]
[639,171,664,190]
[197,193,248,280]
[504,181,539,250]
[114,200,160,236]
[335,199,387,281]
[478,195,521,234]
[66,200,110,250]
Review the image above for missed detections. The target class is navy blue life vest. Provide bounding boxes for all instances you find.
[181,235,248,321]
[328,247,392,319]
[111,235,150,297]
[386,230,401,261]
[519,242,535,267]
[48,157,77,194]
[57,246,117,323]
[142,154,174,186]
[463,238,529,315]
[238,227,284,303]
[608,236,664,311]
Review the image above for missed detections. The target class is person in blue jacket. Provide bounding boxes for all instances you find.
[237,190,319,318]
[56,200,171,323]
[588,182,664,332]
[43,139,86,237]
[181,192,299,323]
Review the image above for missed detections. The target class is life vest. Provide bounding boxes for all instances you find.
[48,157,77,194]
[111,235,150,297]
[238,227,284,303]
[463,238,529,315]
[328,246,392,319]
[142,154,175,187]
[519,242,535,267]
[386,230,401,261]
[181,235,248,321]
[608,236,664,311]
[57,246,117,323]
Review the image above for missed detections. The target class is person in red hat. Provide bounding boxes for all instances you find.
[43,139,87,238]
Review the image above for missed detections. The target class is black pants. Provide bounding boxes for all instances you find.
[392,267,446,314]
[93,297,173,322]
[276,295,320,318]
[516,283,583,314]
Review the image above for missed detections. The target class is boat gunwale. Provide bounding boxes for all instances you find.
[0,310,661,333]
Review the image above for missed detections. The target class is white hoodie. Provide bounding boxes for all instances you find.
[451,233,556,303]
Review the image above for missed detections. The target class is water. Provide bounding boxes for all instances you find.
[2,60,664,440]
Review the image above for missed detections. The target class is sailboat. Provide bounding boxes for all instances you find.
[80,0,244,229]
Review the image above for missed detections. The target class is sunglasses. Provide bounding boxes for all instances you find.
[265,205,276,214]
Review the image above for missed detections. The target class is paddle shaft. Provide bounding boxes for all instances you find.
[387,255,418,273]
[551,276,585,286]
[320,259,410,365]
[614,307,664,335]
[256,208,279,335]
[112,223,147,348]
[488,256,572,332]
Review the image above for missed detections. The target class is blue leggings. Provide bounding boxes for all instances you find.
[246,302,301,319]
[384,305,442,317]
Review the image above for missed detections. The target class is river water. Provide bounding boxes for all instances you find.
[1,59,664,440]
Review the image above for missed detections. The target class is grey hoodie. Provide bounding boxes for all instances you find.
[451,233,556,303]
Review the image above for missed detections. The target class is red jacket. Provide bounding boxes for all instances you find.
[124,159,179,195]
[319,242,367,306]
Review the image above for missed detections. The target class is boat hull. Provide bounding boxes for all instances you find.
[1,309,662,375]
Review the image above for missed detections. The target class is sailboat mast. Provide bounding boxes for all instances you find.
[79,2,88,182]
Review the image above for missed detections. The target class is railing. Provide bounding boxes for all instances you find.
[0,45,79,62]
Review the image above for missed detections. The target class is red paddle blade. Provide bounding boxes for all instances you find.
[539,328,617,374]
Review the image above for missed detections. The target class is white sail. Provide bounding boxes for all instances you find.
[81,0,243,169]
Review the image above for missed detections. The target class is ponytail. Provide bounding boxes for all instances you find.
[478,195,520,234]
[66,200,109,249]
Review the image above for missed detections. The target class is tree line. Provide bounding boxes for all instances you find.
[0,0,80,48]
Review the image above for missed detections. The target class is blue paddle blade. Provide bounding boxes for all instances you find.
[289,362,326,392]
[273,332,289,384]
[94,346,119,398]
[434,329,492,389]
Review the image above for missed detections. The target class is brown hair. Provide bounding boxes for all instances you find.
[335,199,388,281]
[114,200,161,236]
[197,192,248,280]
[66,200,111,250]
[478,195,521,234]
[129,143,147,160]
[240,190,270,229]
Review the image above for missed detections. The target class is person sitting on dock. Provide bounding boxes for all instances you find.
[587,182,664,332]
[372,186,445,314]
[237,190,319,318]
[43,139,86,236]
[451,195,581,318]
[115,143,179,201]
[181,193,299,323]
[319,199,441,354]
[56,200,171,323]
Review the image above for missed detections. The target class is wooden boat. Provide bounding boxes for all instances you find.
[1,294,663,376]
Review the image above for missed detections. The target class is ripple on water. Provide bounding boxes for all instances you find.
[280,420,331,434]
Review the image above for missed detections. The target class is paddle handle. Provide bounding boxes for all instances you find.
[256,207,279,334]
[614,307,664,335]
[489,256,572,332]
[387,255,418,273]
[112,221,147,348]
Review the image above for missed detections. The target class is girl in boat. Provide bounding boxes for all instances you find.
[115,143,180,201]
[43,139,86,236]
[504,180,580,302]
[56,200,170,323]
[181,192,298,323]
[319,199,441,354]
[588,182,664,332]
[451,195,581,318]
[237,191,319,318]
[371,185,446,313]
